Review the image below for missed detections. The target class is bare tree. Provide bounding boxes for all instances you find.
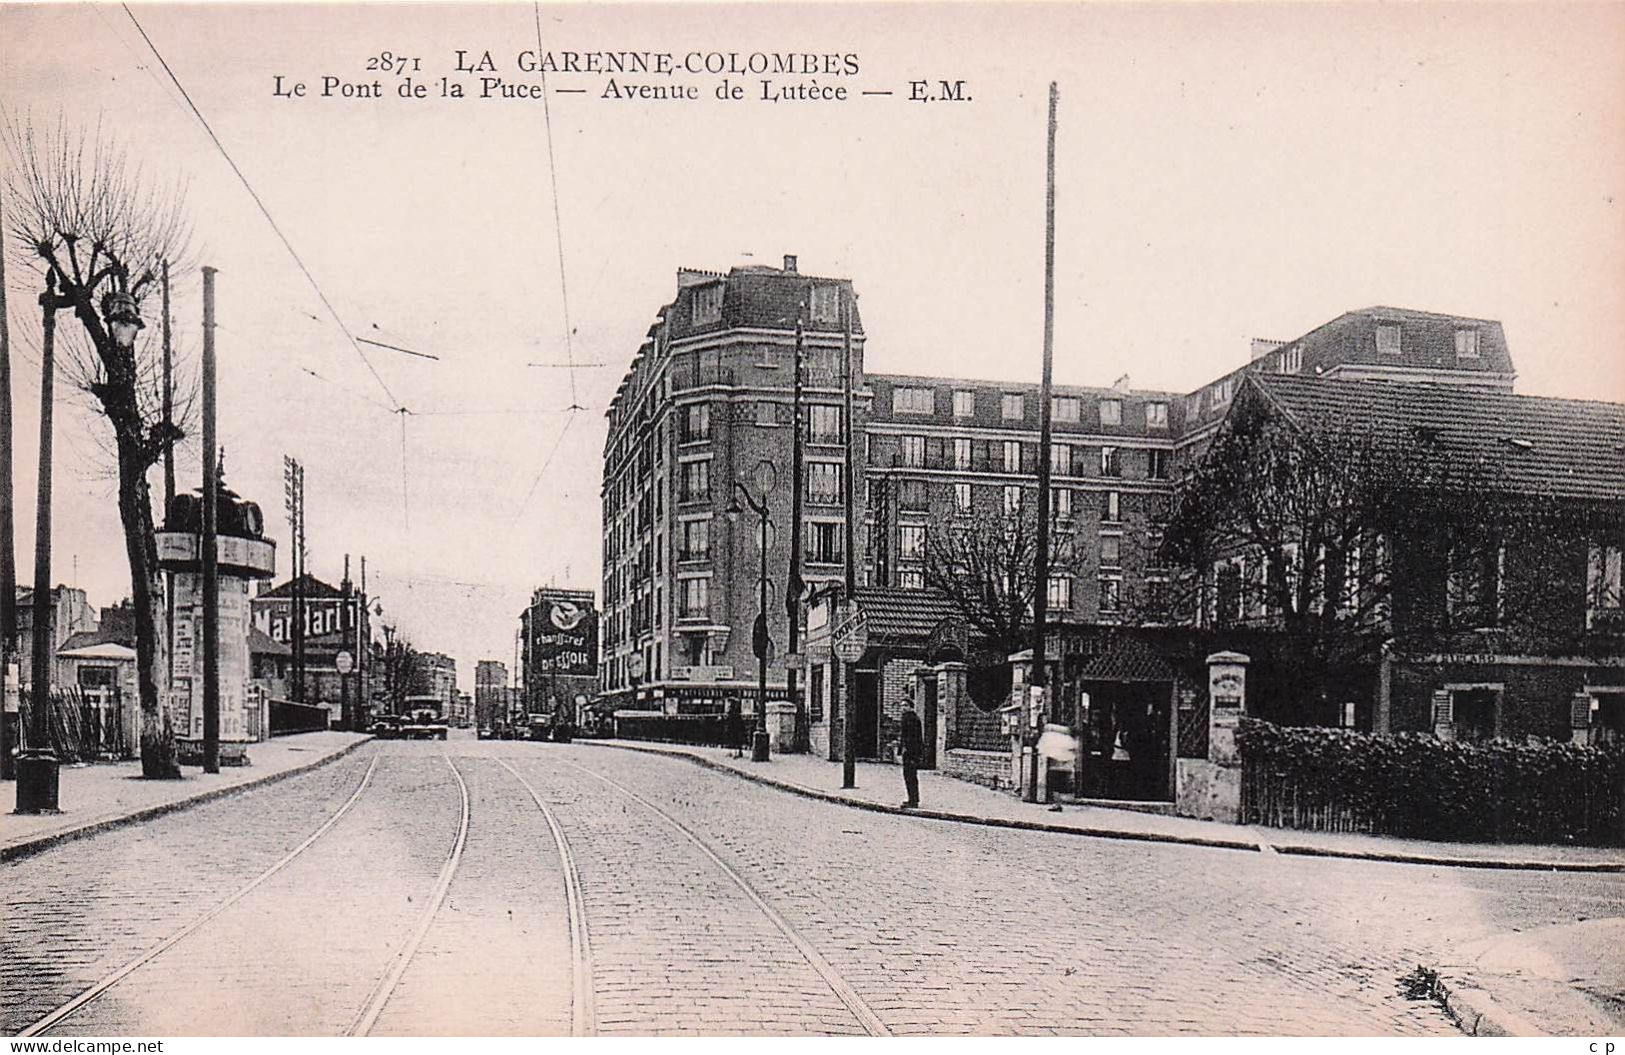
[3,115,192,778]
[921,507,1076,660]
[1159,379,1583,714]
[377,627,429,715]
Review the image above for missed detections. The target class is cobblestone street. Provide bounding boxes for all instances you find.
[4,736,1619,1036]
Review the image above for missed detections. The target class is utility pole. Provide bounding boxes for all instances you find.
[341,553,352,732]
[1027,82,1059,804]
[785,289,807,753]
[201,266,220,774]
[841,288,858,790]
[0,186,17,782]
[162,261,175,691]
[17,272,64,812]
[359,555,368,720]
[283,456,305,703]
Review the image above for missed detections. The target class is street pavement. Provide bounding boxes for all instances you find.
[3,733,1619,1036]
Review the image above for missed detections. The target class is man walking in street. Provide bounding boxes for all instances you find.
[899,701,923,809]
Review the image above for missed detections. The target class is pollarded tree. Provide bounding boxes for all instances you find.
[3,115,192,778]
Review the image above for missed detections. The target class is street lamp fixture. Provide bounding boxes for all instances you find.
[732,461,776,763]
[102,291,145,350]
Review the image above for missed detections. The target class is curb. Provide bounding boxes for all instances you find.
[579,741,1262,854]
[581,741,1625,873]
[0,736,375,864]
[1433,971,1546,1037]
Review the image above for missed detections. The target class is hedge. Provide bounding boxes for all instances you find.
[1237,717,1625,846]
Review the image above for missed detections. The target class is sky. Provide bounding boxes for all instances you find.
[2,2,1622,690]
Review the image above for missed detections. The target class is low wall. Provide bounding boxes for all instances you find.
[942,747,1014,792]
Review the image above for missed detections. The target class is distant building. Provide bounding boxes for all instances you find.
[251,572,368,728]
[521,588,598,714]
[474,659,509,726]
[14,585,97,690]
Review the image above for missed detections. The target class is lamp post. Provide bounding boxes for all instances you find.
[726,460,777,762]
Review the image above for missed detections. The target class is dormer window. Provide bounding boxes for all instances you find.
[1455,327,1481,359]
[810,284,841,323]
[1099,399,1122,426]
[1375,322,1402,355]
[691,283,723,324]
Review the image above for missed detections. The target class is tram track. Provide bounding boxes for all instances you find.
[19,754,383,1037]
[555,754,892,1037]
[347,753,472,1036]
[497,757,596,1037]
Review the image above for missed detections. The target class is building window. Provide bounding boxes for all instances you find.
[1099,399,1121,427]
[680,403,710,443]
[1049,443,1072,476]
[1455,328,1480,359]
[1210,379,1234,409]
[1446,536,1502,628]
[1047,575,1072,609]
[953,437,972,471]
[807,404,841,443]
[899,524,926,560]
[900,435,926,468]
[810,284,840,322]
[1098,578,1121,614]
[1100,446,1121,477]
[953,390,976,418]
[680,520,709,561]
[1102,490,1120,522]
[892,386,934,415]
[1052,396,1080,423]
[679,577,709,618]
[1376,322,1402,355]
[1145,578,1170,621]
[1279,347,1303,375]
[807,462,842,503]
[1185,392,1203,420]
[1100,534,1122,566]
[810,665,825,723]
[899,479,929,510]
[1003,485,1023,515]
[1587,542,1623,629]
[691,283,722,324]
[953,482,973,514]
[1002,393,1024,420]
[1145,401,1168,429]
[1053,487,1072,519]
[898,567,925,590]
[1003,441,1023,474]
[808,521,843,564]
[1147,449,1170,480]
[680,460,710,503]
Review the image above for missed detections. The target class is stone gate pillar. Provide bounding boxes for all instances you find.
[1175,651,1250,823]
[933,661,967,762]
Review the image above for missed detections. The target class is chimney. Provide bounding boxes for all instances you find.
[783,254,798,273]
[1250,338,1284,361]
[1112,373,1132,394]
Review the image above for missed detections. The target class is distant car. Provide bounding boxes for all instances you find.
[369,714,404,740]
[402,708,449,741]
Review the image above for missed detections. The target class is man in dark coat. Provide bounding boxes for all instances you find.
[899,702,923,808]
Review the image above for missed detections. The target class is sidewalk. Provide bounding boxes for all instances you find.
[1,731,371,861]
[584,738,1625,872]
[1437,918,1625,1036]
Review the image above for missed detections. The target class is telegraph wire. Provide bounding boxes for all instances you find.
[531,1,582,411]
[511,413,574,526]
[121,3,402,412]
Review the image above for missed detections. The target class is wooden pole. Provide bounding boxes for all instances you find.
[201,266,220,774]
[841,288,858,789]
[0,188,17,781]
[1028,83,1059,803]
[162,261,175,691]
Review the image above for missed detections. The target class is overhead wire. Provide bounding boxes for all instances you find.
[532,1,582,412]
[121,3,403,413]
